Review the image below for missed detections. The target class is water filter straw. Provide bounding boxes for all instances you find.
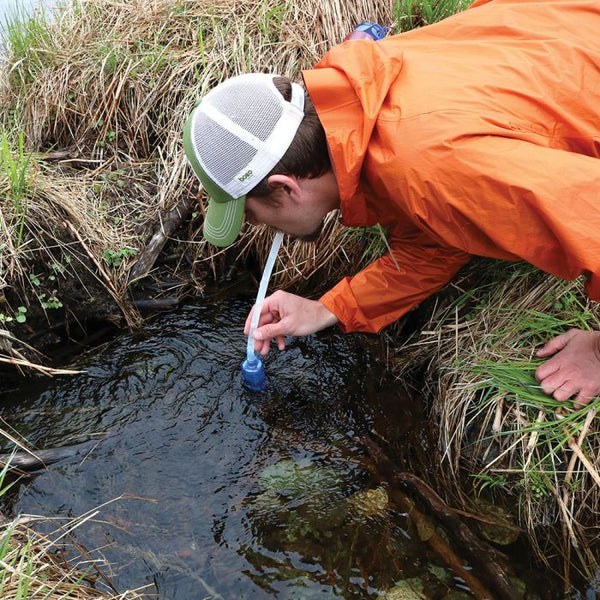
[246,230,284,360]
[240,352,266,391]
[241,231,284,391]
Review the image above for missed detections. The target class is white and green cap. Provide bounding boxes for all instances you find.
[183,73,305,247]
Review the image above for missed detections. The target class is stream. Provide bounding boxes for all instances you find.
[0,298,557,599]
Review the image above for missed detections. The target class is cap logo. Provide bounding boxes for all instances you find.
[238,169,253,182]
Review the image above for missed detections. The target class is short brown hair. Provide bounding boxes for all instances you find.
[248,76,331,197]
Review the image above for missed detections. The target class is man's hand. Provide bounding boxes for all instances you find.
[535,329,600,408]
[244,290,339,355]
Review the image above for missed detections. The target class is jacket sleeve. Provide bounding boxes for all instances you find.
[405,132,600,301]
[319,229,471,333]
[319,132,600,334]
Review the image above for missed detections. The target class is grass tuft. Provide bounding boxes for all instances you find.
[1,129,33,249]
[394,0,472,32]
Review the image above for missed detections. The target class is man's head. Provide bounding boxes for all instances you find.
[184,73,331,246]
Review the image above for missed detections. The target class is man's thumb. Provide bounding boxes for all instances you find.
[254,322,287,341]
[536,329,576,357]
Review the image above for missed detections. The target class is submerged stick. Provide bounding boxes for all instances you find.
[0,438,103,473]
[360,436,520,600]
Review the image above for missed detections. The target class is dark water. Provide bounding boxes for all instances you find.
[0,300,550,599]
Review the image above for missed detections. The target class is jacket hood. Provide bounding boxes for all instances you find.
[302,42,403,227]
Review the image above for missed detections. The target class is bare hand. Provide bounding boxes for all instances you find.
[535,329,600,408]
[244,290,338,355]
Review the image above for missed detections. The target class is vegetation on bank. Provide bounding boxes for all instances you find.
[394,262,600,591]
[1,0,599,596]
[0,0,408,366]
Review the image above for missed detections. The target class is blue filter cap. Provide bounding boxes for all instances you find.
[241,355,266,391]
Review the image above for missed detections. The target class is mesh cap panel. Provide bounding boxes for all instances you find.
[185,73,305,205]
[218,83,284,142]
[195,113,257,185]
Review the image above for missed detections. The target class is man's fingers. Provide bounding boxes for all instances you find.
[535,358,559,382]
[536,329,578,357]
[538,371,563,396]
[256,338,271,355]
[245,308,278,336]
[254,321,286,343]
[573,390,593,410]
[244,308,254,335]
[538,371,590,404]
[552,381,578,403]
[252,328,287,356]
[537,368,577,401]
[542,378,580,403]
[535,329,600,405]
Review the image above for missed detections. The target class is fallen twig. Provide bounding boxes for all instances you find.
[0,354,81,376]
[360,436,520,600]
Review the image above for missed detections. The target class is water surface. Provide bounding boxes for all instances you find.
[2,300,438,599]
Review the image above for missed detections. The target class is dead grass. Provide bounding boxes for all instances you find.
[0,0,402,330]
[0,502,148,600]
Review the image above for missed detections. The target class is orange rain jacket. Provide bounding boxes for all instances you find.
[302,0,600,333]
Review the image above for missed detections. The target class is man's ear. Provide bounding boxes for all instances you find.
[266,174,301,202]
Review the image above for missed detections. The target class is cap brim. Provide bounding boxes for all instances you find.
[203,195,246,247]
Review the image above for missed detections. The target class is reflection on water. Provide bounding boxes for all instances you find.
[0,299,541,599]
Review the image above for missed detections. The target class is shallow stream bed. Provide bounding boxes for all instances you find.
[0,299,558,599]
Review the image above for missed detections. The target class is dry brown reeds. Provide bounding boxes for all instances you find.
[0,498,147,599]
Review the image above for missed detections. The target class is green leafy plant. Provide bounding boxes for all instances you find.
[0,306,27,324]
[0,449,133,599]
[395,0,471,32]
[454,279,600,507]
[15,305,27,323]
[102,247,137,268]
[472,472,508,496]
[38,293,63,310]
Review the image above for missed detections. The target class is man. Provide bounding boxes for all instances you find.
[183,0,600,406]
